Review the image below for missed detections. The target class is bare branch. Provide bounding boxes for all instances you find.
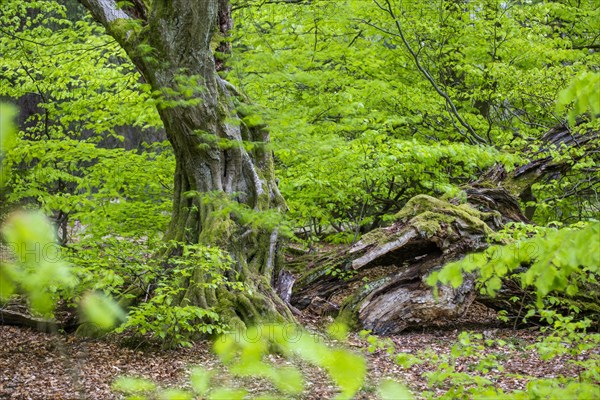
[371,0,488,145]
[78,0,130,26]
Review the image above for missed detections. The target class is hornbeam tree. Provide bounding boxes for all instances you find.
[78,0,292,325]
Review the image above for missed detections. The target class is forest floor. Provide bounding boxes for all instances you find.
[1,303,595,400]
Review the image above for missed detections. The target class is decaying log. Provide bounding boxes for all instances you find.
[291,194,512,334]
[0,308,57,332]
[290,122,599,334]
[0,296,78,333]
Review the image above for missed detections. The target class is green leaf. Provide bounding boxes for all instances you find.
[0,103,17,156]
[112,376,157,394]
[208,388,247,400]
[158,389,193,400]
[190,368,212,395]
[437,263,464,288]
[0,264,16,300]
[327,321,349,341]
[81,291,126,330]
[378,379,414,399]
[2,211,58,256]
[273,367,304,394]
[325,349,366,399]
[486,276,503,296]
[1,211,76,315]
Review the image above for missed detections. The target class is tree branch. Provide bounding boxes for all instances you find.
[78,0,130,26]
[371,0,488,145]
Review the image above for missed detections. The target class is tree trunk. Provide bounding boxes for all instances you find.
[79,0,292,326]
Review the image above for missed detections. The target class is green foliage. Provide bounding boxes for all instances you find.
[532,309,600,360]
[115,243,241,347]
[325,265,356,281]
[189,367,212,396]
[1,102,125,328]
[425,221,600,396]
[81,291,126,330]
[361,329,600,399]
[4,137,173,238]
[187,190,291,238]
[0,104,17,153]
[230,0,599,233]
[120,300,222,348]
[362,330,498,398]
[0,1,161,132]
[0,0,172,245]
[557,72,600,125]
[0,210,76,315]
[0,103,17,192]
[378,379,414,400]
[0,0,598,397]
[360,329,395,356]
[112,376,157,399]
[0,0,179,341]
[428,222,599,303]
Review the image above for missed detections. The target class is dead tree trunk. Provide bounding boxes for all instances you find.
[291,193,509,334]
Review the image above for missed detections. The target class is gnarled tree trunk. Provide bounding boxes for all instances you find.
[79,0,292,326]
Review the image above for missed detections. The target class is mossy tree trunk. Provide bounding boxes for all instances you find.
[80,0,292,325]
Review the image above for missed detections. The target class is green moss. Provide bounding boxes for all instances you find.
[502,175,538,197]
[337,276,393,328]
[256,192,270,211]
[335,307,359,331]
[210,31,226,53]
[108,18,143,43]
[565,299,600,313]
[359,229,391,246]
[297,264,333,288]
[395,194,494,236]
[198,214,236,247]
[410,211,455,237]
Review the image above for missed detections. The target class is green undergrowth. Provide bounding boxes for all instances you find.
[428,221,600,308]
[113,243,240,348]
[360,329,599,399]
[417,220,600,398]
[112,322,412,400]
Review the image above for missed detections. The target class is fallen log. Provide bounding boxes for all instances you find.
[0,308,57,332]
[291,193,508,334]
[0,296,78,333]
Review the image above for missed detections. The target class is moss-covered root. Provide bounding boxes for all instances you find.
[180,271,294,332]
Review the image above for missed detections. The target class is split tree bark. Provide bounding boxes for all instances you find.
[79,0,292,326]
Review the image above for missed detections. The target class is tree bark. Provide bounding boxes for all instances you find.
[79,0,292,326]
